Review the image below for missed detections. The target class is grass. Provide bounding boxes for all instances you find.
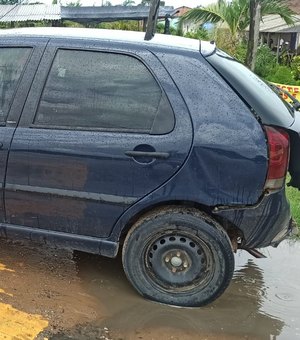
[286,176,300,233]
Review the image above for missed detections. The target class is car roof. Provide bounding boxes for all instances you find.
[0,27,214,54]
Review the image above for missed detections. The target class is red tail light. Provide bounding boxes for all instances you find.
[265,126,290,190]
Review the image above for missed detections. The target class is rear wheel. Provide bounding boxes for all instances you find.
[122,208,234,307]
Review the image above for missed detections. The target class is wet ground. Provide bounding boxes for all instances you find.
[0,238,300,340]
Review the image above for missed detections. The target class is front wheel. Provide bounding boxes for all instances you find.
[122,208,234,307]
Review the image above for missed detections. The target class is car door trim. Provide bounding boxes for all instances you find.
[6,184,137,205]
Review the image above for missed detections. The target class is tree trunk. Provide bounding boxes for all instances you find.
[144,0,160,41]
[246,0,261,71]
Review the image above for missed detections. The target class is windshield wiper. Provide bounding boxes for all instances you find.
[269,83,300,111]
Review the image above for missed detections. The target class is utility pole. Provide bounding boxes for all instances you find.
[144,0,160,41]
[246,0,261,71]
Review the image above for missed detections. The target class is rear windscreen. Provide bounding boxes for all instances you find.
[206,49,295,128]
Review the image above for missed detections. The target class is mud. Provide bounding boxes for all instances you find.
[0,238,300,339]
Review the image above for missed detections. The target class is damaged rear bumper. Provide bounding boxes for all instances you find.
[213,188,293,248]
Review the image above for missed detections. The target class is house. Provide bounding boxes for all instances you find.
[168,6,203,34]
[173,6,191,17]
[259,14,300,54]
[0,4,175,30]
[287,0,300,14]
[0,4,61,26]
[256,0,300,54]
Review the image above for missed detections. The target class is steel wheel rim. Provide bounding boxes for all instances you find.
[144,231,214,292]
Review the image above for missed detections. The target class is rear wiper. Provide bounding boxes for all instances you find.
[269,83,300,111]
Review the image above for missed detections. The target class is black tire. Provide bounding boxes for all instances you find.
[122,207,234,307]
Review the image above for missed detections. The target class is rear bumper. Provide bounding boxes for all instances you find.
[213,188,292,248]
[270,218,297,247]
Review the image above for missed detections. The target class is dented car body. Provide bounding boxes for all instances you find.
[0,28,298,307]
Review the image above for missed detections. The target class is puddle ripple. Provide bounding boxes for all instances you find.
[234,240,300,339]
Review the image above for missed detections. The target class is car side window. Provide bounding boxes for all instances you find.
[34,49,174,134]
[0,47,32,123]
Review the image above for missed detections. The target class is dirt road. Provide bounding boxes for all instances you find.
[0,239,299,339]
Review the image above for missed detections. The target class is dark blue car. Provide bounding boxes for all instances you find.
[0,28,299,307]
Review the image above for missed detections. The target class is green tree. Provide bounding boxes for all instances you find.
[182,0,295,55]
[123,0,135,5]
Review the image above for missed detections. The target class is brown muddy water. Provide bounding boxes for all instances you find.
[0,239,300,340]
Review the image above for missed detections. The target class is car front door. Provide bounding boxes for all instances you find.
[4,40,193,238]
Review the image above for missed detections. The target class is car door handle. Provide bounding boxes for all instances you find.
[125,150,170,159]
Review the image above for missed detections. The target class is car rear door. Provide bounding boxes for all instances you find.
[0,38,47,224]
[4,39,193,238]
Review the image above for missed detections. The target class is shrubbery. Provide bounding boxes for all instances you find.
[230,43,300,85]
[212,34,298,84]
[266,66,300,85]
[184,27,209,40]
[291,56,300,81]
[254,45,277,78]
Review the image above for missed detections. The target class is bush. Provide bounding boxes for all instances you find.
[266,65,299,85]
[254,45,277,78]
[291,56,300,81]
[156,22,178,36]
[233,42,247,63]
[184,27,209,40]
[213,28,239,56]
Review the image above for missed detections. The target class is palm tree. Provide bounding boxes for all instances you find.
[182,0,295,50]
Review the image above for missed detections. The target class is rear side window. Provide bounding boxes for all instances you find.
[0,47,31,122]
[34,49,174,134]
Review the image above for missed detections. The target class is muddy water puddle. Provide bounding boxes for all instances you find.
[0,239,300,339]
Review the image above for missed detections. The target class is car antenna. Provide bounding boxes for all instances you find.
[144,0,161,41]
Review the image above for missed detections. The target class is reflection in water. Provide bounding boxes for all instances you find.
[51,246,291,340]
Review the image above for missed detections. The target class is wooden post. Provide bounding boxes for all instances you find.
[144,0,160,41]
[276,33,281,63]
[266,32,270,47]
[143,18,147,32]
[246,0,261,71]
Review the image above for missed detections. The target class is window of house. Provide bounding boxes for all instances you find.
[34,49,174,134]
[0,47,32,122]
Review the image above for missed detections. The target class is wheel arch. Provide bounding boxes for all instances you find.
[116,200,241,248]
[117,201,205,239]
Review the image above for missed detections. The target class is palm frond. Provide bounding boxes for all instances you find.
[181,3,227,25]
[261,0,296,25]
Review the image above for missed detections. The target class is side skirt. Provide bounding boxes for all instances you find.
[0,223,119,258]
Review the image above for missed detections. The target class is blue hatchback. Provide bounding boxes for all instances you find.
[0,27,299,307]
